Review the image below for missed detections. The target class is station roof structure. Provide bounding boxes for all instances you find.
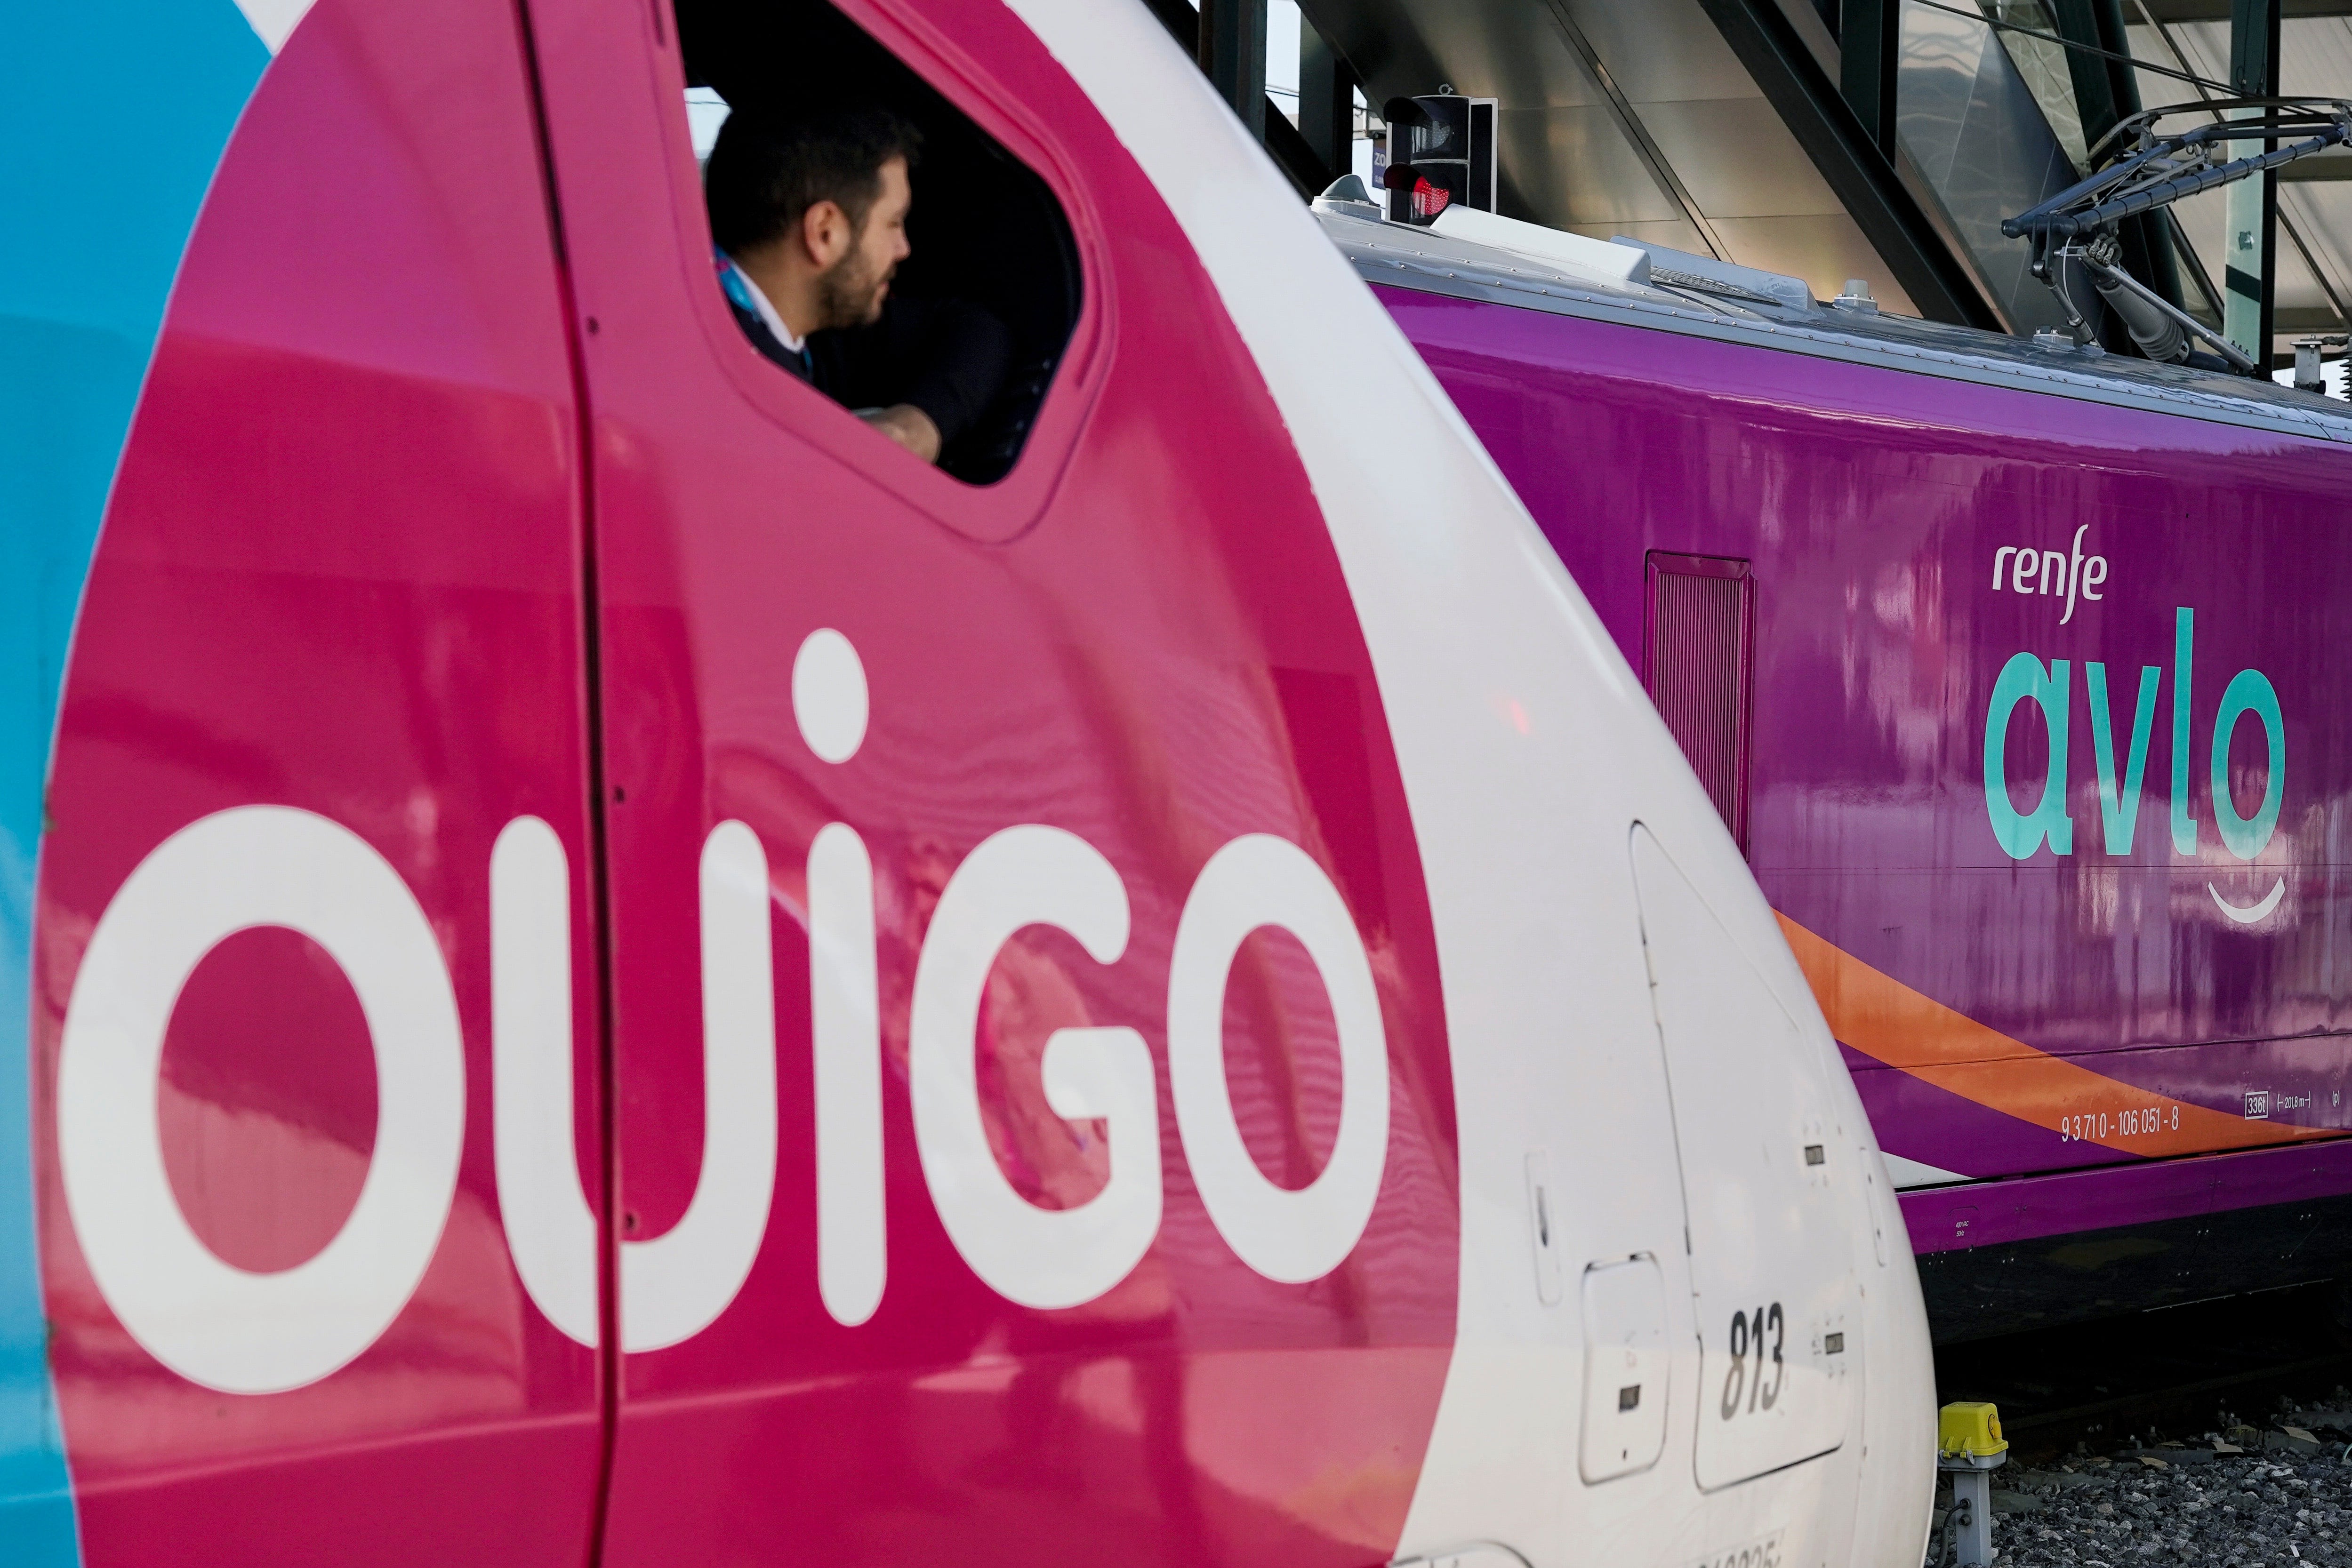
[2121,5,2352,334]
[1310,0,1949,320]
[1166,0,2352,363]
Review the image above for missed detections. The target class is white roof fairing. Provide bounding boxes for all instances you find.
[1320,203,2352,441]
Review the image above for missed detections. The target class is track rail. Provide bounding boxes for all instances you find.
[1936,1283,2352,1457]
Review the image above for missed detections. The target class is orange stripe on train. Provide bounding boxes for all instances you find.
[1774,912,2332,1160]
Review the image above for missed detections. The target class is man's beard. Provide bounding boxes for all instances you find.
[818,246,891,330]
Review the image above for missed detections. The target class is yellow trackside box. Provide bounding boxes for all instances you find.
[1939,1401,2007,1459]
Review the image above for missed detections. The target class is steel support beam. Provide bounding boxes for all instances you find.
[1541,0,1731,257]
[2169,210,2229,318]
[1694,0,2005,327]
[1200,0,1268,139]
[2049,0,2186,317]
[1840,0,1901,152]
[1136,0,1323,198]
[1260,101,1333,197]
[2281,148,2352,177]
[2226,0,2280,359]
[1299,19,1356,184]
[2127,0,2348,333]
[2135,0,2352,20]
[1138,0,1198,53]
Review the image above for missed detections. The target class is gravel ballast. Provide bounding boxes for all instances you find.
[1935,1402,2352,1567]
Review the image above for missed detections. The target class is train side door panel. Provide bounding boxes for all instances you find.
[32,0,607,1561]
[528,0,1462,1563]
[1633,827,1855,1489]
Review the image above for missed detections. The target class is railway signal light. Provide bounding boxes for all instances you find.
[1380,91,1495,227]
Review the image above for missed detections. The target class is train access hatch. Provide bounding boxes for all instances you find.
[1631,825,1856,1490]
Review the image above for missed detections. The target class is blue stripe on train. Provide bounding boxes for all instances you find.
[0,5,270,1560]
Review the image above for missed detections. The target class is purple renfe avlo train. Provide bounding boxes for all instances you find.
[1320,196,2352,1340]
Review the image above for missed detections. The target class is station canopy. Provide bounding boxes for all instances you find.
[1287,0,2352,359]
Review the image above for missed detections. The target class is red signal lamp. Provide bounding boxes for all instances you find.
[1381,161,1452,221]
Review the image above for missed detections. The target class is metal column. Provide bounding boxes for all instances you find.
[1200,0,1268,139]
[1696,0,2004,327]
[1139,0,1325,197]
[2227,0,2280,362]
[1299,18,1356,184]
[1137,0,1198,54]
[1840,0,1901,152]
[2051,0,2187,316]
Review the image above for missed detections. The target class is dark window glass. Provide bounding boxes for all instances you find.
[676,0,1082,484]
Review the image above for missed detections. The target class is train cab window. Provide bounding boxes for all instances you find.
[674,0,1081,486]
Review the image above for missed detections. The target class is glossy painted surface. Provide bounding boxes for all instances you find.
[1898,1131,2352,1256]
[1386,282,2352,1243]
[1028,9,1932,1563]
[0,8,275,1557]
[29,0,605,1559]
[531,0,1457,1559]
[1,0,1936,1560]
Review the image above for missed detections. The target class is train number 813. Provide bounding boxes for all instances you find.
[1720,1302,1785,1420]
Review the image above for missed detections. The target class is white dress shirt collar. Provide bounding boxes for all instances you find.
[723,253,806,355]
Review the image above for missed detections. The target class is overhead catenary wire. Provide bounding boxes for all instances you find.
[2007,119,2352,238]
[1922,0,2352,336]
[2122,0,2352,328]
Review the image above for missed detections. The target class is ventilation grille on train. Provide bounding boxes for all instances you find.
[1646,267,1787,308]
[1644,552,1754,851]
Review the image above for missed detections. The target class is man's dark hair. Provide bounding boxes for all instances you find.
[706,103,923,255]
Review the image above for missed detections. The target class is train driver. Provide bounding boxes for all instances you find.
[706,103,1011,466]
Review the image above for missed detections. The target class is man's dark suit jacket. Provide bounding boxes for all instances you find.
[726,292,1013,451]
